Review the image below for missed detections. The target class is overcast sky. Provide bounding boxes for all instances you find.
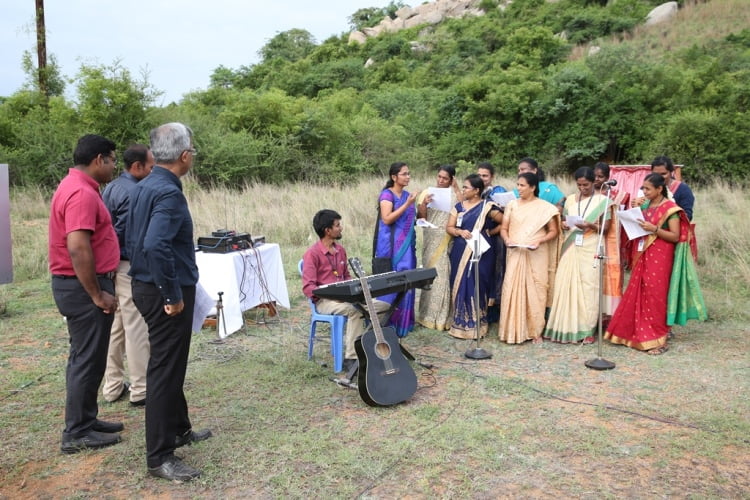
[0,0,393,104]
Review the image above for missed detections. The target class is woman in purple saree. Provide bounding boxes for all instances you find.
[375,162,418,337]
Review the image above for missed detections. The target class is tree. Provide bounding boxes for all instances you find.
[259,29,316,63]
[74,62,158,147]
[348,2,406,32]
[21,51,65,96]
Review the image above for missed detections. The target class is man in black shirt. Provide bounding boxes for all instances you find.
[127,123,211,482]
[101,144,153,406]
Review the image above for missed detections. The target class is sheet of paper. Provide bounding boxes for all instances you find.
[416,218,439,228]
[617,207,652,240]
[427,187,452,213]
[491,191,517,208]
[507,244,538,249]
[468,229,491,257]
[565,215,584,228]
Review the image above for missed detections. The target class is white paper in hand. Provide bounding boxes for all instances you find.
[491,191,517,208]
[617,207,652,240]
[468,229,491,257]
[565,215,584,228]
[416,218,439,228]
[427,187,452,212]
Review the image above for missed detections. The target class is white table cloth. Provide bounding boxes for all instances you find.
[192,243,290,338]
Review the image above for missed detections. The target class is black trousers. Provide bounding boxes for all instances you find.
[132,280,195,468]
[52,276,115,439]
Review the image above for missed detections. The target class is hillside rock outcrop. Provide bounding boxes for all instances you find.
[645,2,679,26]
[349,0,485,44]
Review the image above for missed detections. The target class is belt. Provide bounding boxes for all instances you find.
[52,272,116,280]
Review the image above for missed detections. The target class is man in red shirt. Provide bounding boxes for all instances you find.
[49,134,122,454]
[302,209,389,374]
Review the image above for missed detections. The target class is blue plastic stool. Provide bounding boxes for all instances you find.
[299,260,347,372]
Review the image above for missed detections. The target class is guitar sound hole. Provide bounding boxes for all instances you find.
[375,342,391,359]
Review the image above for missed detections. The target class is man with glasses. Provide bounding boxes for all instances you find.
[127,123,211,482]
[49,134,123,453]
[101,144,155,407]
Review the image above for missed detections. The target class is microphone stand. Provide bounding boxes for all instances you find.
[213,291,228,343]
[585,184,615,370]
[466,200,492,360]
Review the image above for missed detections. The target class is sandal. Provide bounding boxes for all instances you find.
[582,336,595,345]
[647,345,669,355]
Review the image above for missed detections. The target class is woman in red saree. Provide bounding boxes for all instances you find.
[605,173,682,354]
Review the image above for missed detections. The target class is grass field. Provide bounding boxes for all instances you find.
[0,174,748,498]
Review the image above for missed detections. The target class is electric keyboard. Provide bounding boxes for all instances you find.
[313,268,437,303]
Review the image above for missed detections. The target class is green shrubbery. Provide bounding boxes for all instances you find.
[1,1,748,187]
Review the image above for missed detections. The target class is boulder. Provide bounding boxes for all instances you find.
[364,58,375,68]
[406,11,445,28]
[396,6,414,19]
[348,31,367,45]
[363,26,382,37]
[645,1,679,26]
[410,41,430,53]
[415,2,438,16]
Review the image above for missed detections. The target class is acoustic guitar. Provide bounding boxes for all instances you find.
[349,257,417,407]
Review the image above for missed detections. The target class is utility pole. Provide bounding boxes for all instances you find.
[35,0,48,96]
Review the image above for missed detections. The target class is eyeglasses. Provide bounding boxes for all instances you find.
[398,172,410,177]
[184,148,198,156]
[101,154,117,166]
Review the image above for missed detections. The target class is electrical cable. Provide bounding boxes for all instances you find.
[1,371,58,402]
[403,349,750,444]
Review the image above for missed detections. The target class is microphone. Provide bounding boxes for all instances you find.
[603,179,617,186]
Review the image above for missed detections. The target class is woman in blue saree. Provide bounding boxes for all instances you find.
[375,162,418,337]
[446,174,503,339]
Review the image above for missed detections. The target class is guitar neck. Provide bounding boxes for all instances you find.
[350,259,387,345]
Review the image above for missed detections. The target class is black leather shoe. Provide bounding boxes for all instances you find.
[92,419,124,433]
[61,430,121,454]
[175,428,213,448]
[111,382,130,403]
[148,456,201,482]
[130,398,146,407]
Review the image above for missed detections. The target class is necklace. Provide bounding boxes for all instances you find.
[325,248,343,280]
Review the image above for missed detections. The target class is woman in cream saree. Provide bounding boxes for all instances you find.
[416,165,462,331]
[543,167,609,343]
[499,173,561,344]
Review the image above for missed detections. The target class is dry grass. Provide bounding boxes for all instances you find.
[9,172,746,320]
[570,0,750,60]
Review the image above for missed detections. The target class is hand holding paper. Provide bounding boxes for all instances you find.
[617,207,652,240]
[416,218,439,228]
[491,191,517,208]
[426,187,452,213]
[468,229,491,257]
